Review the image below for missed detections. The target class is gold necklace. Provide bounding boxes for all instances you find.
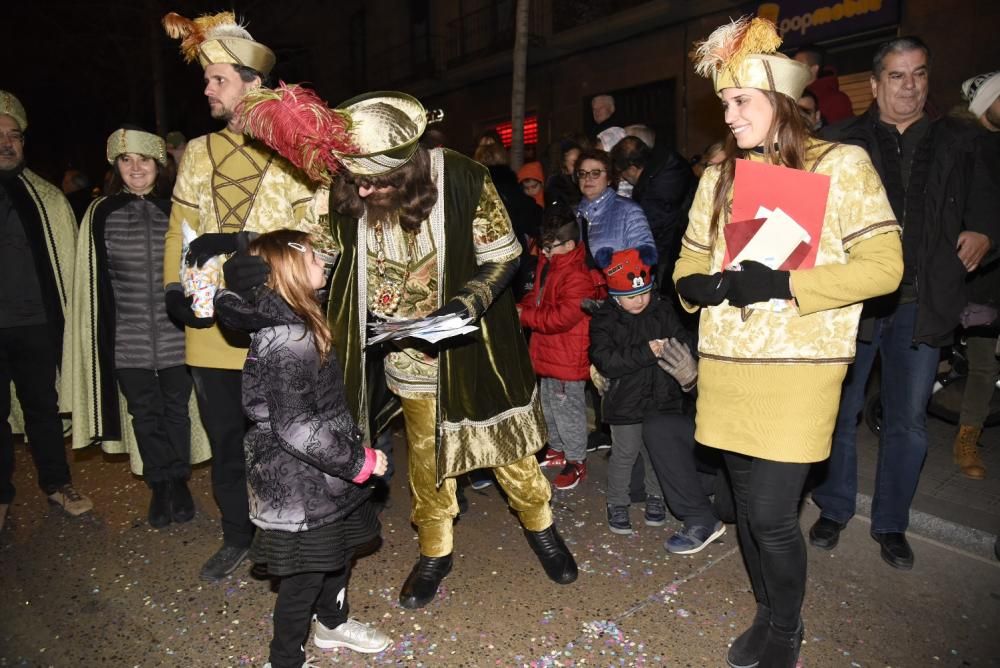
[370,220,416,317]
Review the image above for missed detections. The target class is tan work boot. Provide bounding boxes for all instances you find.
[47,484,94,516]
[953,425,986,480]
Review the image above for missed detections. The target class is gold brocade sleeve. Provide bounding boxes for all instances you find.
[792,232,902,315]
[164,140,206,288]
[454,174,522,318]
[472,176,521,264]
[673,166,720,312]
[791,145,902,315]
[830,145,900,250]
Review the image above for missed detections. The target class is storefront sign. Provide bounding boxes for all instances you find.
[757,0,901,47]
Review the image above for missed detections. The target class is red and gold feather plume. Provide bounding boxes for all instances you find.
[238,83,356,185]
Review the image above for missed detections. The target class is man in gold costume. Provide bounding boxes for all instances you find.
[161,11,327,581]
[232,89,579,609]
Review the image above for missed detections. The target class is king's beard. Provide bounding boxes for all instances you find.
[364,189,421,232]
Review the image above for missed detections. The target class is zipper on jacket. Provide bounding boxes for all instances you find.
[142,201,160,368]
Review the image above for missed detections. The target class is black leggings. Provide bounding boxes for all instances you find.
[270,564,352,668]
[723,452,810,631]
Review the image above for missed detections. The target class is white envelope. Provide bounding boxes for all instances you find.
[730,207,811,270]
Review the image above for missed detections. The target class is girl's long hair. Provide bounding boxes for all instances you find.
[248,229,332,364]
[709,90,814,241]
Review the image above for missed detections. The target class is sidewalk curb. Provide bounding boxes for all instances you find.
[852,492,999,564]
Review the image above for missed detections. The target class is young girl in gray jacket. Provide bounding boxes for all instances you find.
[215,229,391,667]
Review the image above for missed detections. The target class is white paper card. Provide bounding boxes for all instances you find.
[730,207,811,270]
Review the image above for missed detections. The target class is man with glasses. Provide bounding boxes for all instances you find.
[0,91,92,531]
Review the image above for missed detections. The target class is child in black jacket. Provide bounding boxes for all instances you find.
[589,245,724,554]
[216,230,391,667]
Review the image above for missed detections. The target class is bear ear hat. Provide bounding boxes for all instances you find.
[594,247,614,269]
[637,244,658,267]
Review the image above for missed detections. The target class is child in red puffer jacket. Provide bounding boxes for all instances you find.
[518,205,597,491]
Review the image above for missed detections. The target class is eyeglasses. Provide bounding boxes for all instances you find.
[575,168,606,181]
[542,239,570,253]
[0,131,24,145]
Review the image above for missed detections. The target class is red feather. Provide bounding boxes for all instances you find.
[239,83,356,185]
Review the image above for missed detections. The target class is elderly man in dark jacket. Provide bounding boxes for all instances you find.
[809,37,999,570]
[610,136,694,289]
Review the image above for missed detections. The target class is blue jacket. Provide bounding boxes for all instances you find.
[577,187,657,262]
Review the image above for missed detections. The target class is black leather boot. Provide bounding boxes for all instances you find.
[148,481,172,528]
[757,621,803,668]
[399,554,453,609]
[524,524,578,584]
[170,478,195,523]
[726,604,770,668]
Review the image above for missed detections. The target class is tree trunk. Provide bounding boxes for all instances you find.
[510,0,529,171]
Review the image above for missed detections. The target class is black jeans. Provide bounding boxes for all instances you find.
[643,413,717,528]
[116,366,193,484]
[0,325,70,503]
[723,452,811,631]
[270,565,351,668]
[191,367,253,548]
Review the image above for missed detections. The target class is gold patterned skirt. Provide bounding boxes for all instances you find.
[694,359,849,463]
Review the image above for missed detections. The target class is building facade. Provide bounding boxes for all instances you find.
[284,0,998,163]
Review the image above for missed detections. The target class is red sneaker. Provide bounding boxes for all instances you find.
[553,461,587,490]
[541,449,566,469]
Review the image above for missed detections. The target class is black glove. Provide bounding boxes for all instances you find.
[223,253,270,298]
[185,232,240,267]
[428,299,469,319]
[164,290,215,329]
[676,272,730,306]
[723,260,792,307]
[580,298,604,315]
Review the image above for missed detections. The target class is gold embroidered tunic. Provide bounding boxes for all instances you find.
[364,177,521,398]
[163,128,323,369]
[674,140,903,462]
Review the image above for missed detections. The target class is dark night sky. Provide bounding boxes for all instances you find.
[4,0,326,186]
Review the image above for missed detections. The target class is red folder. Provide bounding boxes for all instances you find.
[722,159,831,270]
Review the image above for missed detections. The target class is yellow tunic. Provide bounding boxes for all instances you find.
[163,128,322,369]
[674,140,903,462]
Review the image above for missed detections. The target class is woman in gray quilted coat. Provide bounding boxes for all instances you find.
[214,229,391,667]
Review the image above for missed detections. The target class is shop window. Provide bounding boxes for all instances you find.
[839,72,875,116]
[494,115,539,147]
